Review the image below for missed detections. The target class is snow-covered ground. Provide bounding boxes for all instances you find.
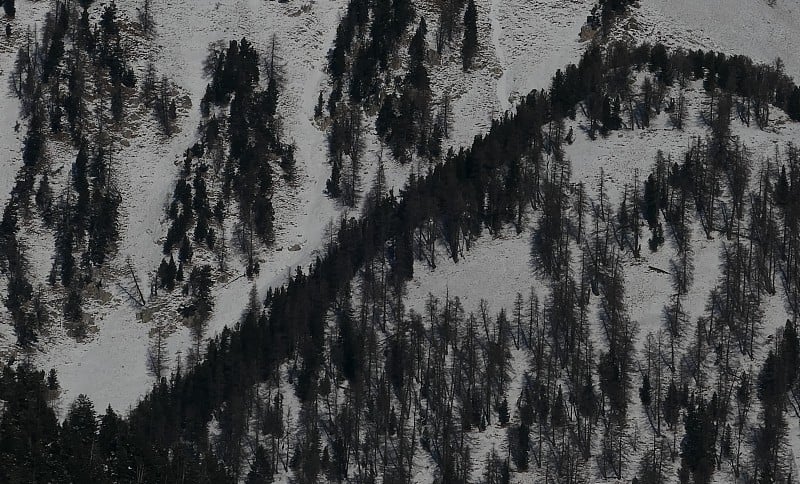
[2,0,800,480]
[494,0,593,105]
[405,226,545,317]
[626,0,800,80]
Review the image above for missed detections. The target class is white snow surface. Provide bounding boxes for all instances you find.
[627,0,800,80]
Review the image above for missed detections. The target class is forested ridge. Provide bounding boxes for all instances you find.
[3,0,800,482]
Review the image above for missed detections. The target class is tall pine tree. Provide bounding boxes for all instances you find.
[462,0,478,70]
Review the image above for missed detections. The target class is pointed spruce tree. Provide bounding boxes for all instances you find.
[462,0,478,70]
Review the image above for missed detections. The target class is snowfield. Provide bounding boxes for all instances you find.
[626,0,800,80]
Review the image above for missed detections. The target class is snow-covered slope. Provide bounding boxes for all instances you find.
[27,0,601,412]
[3,0,800,481]
[31,0,351,412]
[626,0,800,79]
[0,0,799,462]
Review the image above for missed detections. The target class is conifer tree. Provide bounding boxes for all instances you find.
[462,0,478,71]
[4,0,15,18]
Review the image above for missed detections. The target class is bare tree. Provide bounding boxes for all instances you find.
[138,0,154,36]
[147,318,169,380]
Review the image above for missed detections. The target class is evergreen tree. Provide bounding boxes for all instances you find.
[663,379,680,429]
[62,394,100,481]
[462,0,478,71]
[3,0,16,18]
[408,17,427,64]
[509,423,530,470]
[391,0,414,37]
[788,86,800,121]
[0,365,63,482]
[179,235,193,264]
[639,373,652,407]
[246,444,274,483]
[780,320,800,390]
[775,165,789,206]
[497,397,509,426]
[680,398,716,484]
[22,113,44,167]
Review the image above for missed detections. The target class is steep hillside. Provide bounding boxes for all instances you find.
[0,0,599,412]
[3,0,800,482]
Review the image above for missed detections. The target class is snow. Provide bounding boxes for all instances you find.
[404,226,547,317]
[627,0,800,81]
[493,0,594,103]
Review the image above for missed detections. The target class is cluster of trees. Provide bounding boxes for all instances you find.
[324,0,414,204]
[374,18,445,163]
[584,0,636,36]
[51,141,122,338]
[155,37,294,366]
[161,160,213,276]
[141,62,179,135]
[0,192,44,349]
[324,0,468,205]
[164,36,292,277]
[11,1,140,140]
[0,0,165,346]
[204,36,293,253]
[1,0,15,18]
[327,0,413,98]
[430,0,467,55]
[2,117,122,346]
